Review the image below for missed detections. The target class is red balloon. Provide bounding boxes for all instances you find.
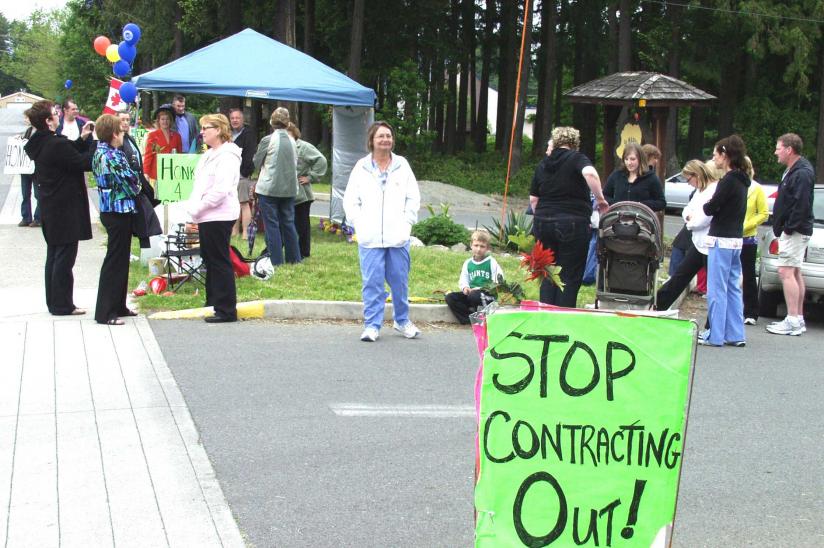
[93,36,111,56]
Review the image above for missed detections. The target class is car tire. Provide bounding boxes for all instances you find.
[758,278,783,318]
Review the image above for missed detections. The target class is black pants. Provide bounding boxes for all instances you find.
[533,216,590,307]
[294,200,313,258]
[45,241,79,315]
[657,243,706,310]
[198,220,237,319]
[445,290,493,324]
[740,242,759,320]
[95,213,133,323]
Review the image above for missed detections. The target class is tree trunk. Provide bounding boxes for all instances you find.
[173,3,183,59]
[533,0,557,157]
[816,44,824,183]
[495,1,513,151]
[456,0,473,152]
[686,107,706,160]
[717,55,742,138]
[618,0,631,71]
[348,0,365,82]
[664,1,682,176]
[219,0,244,114]
[607,1,618,74]
[509,0,534,175]
[300,0,321,143]
[474,0,494,153]
[432,50,445,153]
[273,0,298,118]
[444,0,459,154]
[572,4,598,162]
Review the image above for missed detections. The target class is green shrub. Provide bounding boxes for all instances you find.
[483,210,533,251]
[412,214,470,246]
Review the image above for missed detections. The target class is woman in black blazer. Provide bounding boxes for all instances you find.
[23,100,95,316]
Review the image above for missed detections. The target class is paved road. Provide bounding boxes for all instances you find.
[151,317,824,547]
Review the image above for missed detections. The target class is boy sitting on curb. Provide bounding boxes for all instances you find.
[445,230,504,324]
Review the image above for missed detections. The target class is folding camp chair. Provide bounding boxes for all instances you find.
[162,223,206,291]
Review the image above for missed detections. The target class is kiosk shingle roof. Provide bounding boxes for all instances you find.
[564,72,715,106]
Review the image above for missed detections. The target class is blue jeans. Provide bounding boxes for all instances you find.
[533,216,591,307]
[358,244,410,329]
[668,246,686,277]
[20,174,40,223]
[706,243,745,345]
[257,194,301,265]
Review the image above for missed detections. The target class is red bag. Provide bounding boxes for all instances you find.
[229,245,251,278]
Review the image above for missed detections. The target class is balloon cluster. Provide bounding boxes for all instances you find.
[93,23,142,103]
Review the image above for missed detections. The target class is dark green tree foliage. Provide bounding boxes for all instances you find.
[8,0,824,186]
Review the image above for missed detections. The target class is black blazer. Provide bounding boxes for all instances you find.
[24,130,93,245]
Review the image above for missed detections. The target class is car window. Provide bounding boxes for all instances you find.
[815,189,824,223]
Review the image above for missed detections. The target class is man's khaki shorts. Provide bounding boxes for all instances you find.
[777,232,810,267]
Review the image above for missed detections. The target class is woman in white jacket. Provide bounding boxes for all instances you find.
[656,159,718,310]
[343,122,421,342]
[187,113,241,323]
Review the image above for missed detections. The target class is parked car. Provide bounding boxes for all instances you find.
[758,185,824,317]
[664,173,778,214]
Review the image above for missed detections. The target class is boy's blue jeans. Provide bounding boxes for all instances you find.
[358,244,410,329]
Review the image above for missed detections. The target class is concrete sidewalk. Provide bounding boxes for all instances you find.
[0,173,244,546]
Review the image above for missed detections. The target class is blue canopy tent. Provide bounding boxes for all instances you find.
[132,28,375,222]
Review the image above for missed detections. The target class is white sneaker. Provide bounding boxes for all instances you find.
[743,317,756,326]
[360,327,380,342]
[393,321,421,339]
[766,317,803,336]
[799,317,807,333]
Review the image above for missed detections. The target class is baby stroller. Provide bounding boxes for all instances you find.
[595,201,663,310]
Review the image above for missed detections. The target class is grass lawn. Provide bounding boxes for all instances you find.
[129,221,596,314]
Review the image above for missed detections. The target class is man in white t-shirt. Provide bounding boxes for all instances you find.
[56,99,84,142]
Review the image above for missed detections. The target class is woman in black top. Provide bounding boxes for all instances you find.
[23,100,95,316]
[529,127,608,306]
[701,135,750,347]
[603,142,666,211]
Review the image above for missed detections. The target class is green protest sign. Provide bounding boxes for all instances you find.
[475,310,695,547]
[131,127,147,157]
[156,153,199,202]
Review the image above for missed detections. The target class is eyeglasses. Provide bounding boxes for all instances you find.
[201,125,216,130]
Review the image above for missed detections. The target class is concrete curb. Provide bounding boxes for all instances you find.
[148,299,459,323]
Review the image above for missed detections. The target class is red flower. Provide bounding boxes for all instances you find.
[519,241,556,281]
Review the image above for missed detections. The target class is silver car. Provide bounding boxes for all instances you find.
[664,173,778,214]
[758,185,824,317]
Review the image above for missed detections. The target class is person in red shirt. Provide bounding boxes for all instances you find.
[142,105,182,182]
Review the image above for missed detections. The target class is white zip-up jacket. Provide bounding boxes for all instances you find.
[343,153,420,248]
[683,181,717,255]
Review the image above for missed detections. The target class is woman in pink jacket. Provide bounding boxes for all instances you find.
[187,113,241,323]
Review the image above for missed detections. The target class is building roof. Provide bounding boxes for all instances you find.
[0,91,46,104]
[564,72,715,107]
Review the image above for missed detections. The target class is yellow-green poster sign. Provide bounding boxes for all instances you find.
[156,153,199,202]
[475,310,695,547]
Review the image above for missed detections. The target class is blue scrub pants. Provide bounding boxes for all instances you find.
[706,243,745,345]
[358,244,410,329]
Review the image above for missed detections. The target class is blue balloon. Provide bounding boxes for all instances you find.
[113,60,131,78]
[120,82,138,103]
[122,23,141,46]
[64,79,72,89]
[117,41,136,64]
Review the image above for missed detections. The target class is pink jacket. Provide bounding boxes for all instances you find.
[187,142,241,223]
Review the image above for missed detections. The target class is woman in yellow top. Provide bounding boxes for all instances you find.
[741,156,768,325]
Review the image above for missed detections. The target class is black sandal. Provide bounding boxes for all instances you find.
[119,309,138,317]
